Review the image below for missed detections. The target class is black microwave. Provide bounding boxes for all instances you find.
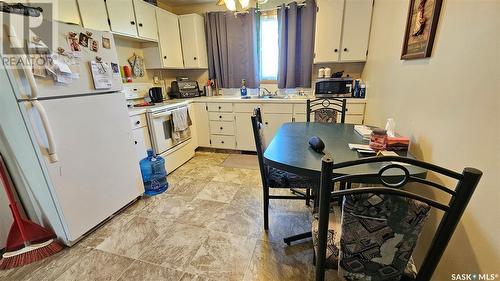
[315,78,353,98]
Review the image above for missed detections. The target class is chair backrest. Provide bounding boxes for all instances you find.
[251,108,267,188]
[306,98,347,123]
[315,155,482,281]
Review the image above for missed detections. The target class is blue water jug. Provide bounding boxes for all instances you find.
[139,149,168,196]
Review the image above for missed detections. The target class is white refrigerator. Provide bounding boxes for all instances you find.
[0,16,143,245]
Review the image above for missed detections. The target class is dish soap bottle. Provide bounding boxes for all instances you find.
[140,149,168,196]
[240,79,247,97]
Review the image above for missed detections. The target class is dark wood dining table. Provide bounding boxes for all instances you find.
[263,123,427,184]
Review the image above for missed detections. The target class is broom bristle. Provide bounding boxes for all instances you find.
[0,240,63,270]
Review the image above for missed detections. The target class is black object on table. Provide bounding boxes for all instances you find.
[263,122,427,245]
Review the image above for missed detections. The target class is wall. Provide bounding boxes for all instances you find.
[361,0,500,278]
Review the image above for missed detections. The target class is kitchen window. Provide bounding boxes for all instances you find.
[259,11,279,82]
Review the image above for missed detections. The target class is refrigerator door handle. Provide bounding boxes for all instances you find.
[5,24,57,162]
[4,24,38,99]
[31,101,58,163]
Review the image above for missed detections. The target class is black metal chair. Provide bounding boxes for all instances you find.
[305,97,349,204]
[251,108,315,233]
[306,98,347,123]
[313,155,482,281]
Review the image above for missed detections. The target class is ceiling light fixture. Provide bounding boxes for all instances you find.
[225,0,236,11]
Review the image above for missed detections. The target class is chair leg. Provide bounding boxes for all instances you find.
[263,186,269,231]
[283,231,312,245]
[306,189,311,206]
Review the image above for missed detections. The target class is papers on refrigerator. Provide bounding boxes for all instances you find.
[89,61,112,89]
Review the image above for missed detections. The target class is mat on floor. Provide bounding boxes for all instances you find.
[221,154,259,170]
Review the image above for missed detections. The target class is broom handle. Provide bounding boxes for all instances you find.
[0,154,29,243]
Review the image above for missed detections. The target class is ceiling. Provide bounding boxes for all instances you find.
[158,0,215,7]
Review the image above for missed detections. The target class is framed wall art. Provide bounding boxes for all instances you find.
[401,0,443,60]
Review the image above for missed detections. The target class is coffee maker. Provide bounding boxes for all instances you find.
[148,87,163,103]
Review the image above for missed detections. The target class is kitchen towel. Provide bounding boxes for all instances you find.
[172,107,192,132]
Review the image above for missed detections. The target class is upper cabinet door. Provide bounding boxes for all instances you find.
[78,0,109,31]
[314,0,344,63]
[55,0,81,25]
[340,0,373,62]
[179,14,208,69]
[106,0,138,37]
[156,8,184,68]
[133,0,158,40]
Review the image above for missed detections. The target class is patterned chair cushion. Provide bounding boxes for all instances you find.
[314,108,338,123]
[312,205,342,269]
[338,194,431,281]
[267,166,314,189]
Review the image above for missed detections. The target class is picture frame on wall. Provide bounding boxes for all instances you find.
[401,0,443,60]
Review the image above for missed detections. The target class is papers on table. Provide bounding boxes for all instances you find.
[354,125,372,140]
[348,143,376,155]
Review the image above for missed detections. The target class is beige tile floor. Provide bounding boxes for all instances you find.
[0,151,339,281]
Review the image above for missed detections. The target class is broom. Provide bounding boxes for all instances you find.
[0,154,63,269]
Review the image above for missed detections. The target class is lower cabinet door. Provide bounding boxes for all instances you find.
[234,112,255,151]
[211,135,236,149]
[132,127,151,161]
[262,113,293,145]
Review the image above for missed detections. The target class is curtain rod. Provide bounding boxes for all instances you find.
[234,1,306,15]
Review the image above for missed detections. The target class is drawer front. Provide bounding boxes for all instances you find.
[344,115,364,124]
[233,103,261,113]
[208,112,234,121]
[293,103,307,114]
[207,103,233,112]
[346,103,365,115]
[130,114,147,129]
[263,103,293,114]
[211,135,236,149]
[209,121,235,135]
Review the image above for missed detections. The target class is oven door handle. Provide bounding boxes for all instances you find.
[152,111,172,118]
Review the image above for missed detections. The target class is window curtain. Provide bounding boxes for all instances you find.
[205,10,260,88]
[277,0,316,88]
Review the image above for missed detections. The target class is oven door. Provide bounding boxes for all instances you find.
[149,110,175,155]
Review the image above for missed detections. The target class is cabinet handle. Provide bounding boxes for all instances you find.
[219,115,222,118]
[221,141,224,144]
[134,141,138,144]
[163,56,167,59]
[135,121,140,125]
[194,57,197,60]
[138,23,143,27]
[218,106,221,109]
[265,121,269,125]
[334,49,338,52]
[130,21,135,25]
[344,48,348,52]
[220,127,223,130]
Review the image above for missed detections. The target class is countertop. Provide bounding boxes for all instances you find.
[127,95,367,116]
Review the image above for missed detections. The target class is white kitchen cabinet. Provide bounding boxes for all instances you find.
[53,0,81,25]
[179,14,208,69]
[143,8,184,69]
[132,127,151,161]
[314,0,344,63]
[314,0,373,63]
[192,103,211,147]
[78,0,109,31]
[235,112,256,151]
[106,0,138,37]
[341,0,373,61]
[133,0,158,41]
[262,113,293,145]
